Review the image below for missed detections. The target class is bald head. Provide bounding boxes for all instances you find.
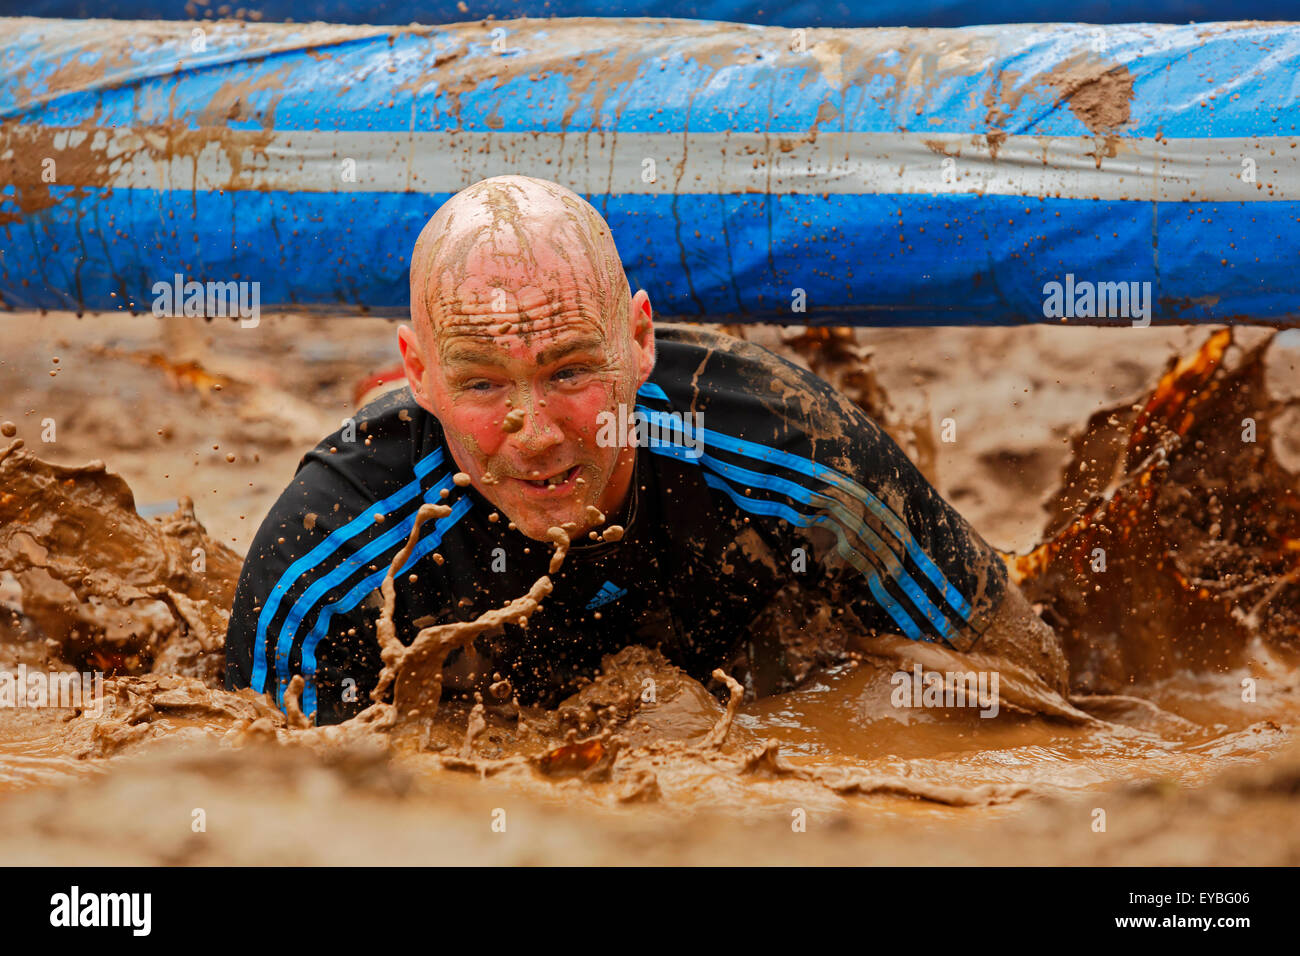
[410,175,630,348]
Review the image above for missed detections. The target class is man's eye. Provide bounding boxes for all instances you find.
[462,380,495,392]
[554,366,591,383]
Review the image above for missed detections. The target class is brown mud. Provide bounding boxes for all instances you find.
[0,439,239,681]
[1014,330,1300,690]
[2,315,1300,862]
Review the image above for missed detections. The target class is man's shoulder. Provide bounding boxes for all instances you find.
[652,323,800,374]
[647,323,852,428]
[240,386,454,592]
[351,385,440,447]
[287,386,447,511]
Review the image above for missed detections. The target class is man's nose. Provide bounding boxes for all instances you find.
[510,398,564,455]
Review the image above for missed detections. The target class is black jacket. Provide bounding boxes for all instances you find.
[225,324,1007,724]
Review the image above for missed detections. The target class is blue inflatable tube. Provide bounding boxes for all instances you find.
[2,17,1299,325]
[13,1,1300,27]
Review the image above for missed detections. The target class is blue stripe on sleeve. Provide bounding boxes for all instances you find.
[300,494,474,719]
[250,447,444,693]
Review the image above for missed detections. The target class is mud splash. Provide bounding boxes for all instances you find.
[0,437,238,680]
[1042,55,1135,135]
[1013,330,1300,691]
[2,330,1300,850]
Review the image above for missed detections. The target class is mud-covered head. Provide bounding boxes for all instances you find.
[399,175,655,541]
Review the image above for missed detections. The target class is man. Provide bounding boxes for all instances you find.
[226,175,1067,725]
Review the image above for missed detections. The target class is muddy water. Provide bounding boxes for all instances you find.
[1,329,1298,858]
[0,642,1294,830]
[742,645,1299,793]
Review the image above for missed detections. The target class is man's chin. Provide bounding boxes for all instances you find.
[498,499,595,543]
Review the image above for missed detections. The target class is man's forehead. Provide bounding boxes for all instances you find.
[426,233,619,337]
[430,273,610,329]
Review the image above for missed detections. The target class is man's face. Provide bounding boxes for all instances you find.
[401,264,653,542]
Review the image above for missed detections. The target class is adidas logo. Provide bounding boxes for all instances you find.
[585,580,627,610]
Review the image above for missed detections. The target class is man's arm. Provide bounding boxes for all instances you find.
[225,413,453,725]
[225,455,389,725]
[647,325,1069,693]
[781,369,1070,694]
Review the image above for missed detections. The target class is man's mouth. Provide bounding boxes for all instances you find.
[515,465,581,496]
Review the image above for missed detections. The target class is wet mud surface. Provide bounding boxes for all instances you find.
[2,315,1300,863]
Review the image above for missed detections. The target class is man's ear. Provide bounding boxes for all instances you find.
[397,324,439,415]
[629,289,656,386]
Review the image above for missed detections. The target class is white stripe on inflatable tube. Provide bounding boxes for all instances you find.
[9,126,1300,202]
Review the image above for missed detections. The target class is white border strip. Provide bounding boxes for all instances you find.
[6,128,1299,202]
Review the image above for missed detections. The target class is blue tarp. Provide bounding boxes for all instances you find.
[2,17,1298,324]
[14,0,1300,27]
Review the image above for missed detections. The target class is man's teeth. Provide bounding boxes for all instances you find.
[527,470,568,487]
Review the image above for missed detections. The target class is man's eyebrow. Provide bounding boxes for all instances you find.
[537,336,605,365]
[441,344,505,366]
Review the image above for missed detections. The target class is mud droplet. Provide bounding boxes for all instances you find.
[453,472,471,487]
[546,526,570,574]
[303,513,317,531]
[0,422,16,438]
[602,525,625,543]
[500,408,526,433]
